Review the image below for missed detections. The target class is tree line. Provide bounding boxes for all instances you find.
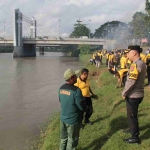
[69,0,150,47]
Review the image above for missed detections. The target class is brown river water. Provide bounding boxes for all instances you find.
[0,52,82,150]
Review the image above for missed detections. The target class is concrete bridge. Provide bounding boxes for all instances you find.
[0,37,115,46]
[2,9,116,57]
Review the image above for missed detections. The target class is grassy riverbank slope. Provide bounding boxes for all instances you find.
[33,54,150,150]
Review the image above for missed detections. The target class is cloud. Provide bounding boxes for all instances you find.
[0,0,146,37]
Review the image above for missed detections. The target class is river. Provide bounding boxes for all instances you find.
[0,52,81,150]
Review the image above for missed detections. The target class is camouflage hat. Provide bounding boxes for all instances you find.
[64,69,76,80]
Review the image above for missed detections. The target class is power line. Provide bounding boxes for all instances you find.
[37,23,57,38]
[22,21,30,36]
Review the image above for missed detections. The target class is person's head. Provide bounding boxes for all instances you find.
[123,52,127,57]
[127,45,141,62]
[64,69,77,84]
[80,68,89,80]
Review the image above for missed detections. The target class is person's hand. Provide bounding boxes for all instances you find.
[122,96,126,100]
[92,93,96,97]
[91,94,98,99]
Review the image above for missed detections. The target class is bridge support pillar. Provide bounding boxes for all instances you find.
[13,9,36,57]
[13,44,36,57]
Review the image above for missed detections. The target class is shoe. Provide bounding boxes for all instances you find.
[123,137,141,144]
[84,120,93,125]
[123,129,130,134]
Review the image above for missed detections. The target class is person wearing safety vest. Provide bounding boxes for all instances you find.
[98,51,103,64]
[140,48,146,63]
[74,68,97,127]
[146,50,150,85]
[115,69,129,88]
[120,51,128,69]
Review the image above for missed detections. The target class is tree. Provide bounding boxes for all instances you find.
[129,12,148,39]
[145,0,150,15]
[70,20,90,38]
[78,44,90,54]
[93,21,129,40]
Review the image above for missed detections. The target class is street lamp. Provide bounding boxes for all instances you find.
[89,20,91,39]
[107,21,109,39]
[58,19,61,38]
[4,20,5,45]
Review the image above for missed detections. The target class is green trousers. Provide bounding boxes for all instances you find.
[59,121,80,150]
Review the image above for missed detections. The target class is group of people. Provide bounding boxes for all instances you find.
[59,68,96,150]
[91,47,150,88]
[58,45,149,150]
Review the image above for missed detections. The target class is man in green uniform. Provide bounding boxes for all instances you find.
[122,46,146,144]
[59,69,84,150]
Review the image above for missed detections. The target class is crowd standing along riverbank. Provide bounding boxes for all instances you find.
[32,54,150,150]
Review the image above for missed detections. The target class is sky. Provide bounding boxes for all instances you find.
[0,0,146,38]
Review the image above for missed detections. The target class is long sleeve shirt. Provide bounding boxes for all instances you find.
[59,83,84,125]
[122,58,146,98]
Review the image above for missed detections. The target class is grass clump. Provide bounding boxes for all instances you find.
[34,54,150,150]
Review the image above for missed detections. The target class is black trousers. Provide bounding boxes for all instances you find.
[106,59,108,66]
[100,58,102,65]
[83,97,93,122]
[147,66,150,84]
[126,97,143,137]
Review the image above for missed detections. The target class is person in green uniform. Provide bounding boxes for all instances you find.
[59,69,84,150]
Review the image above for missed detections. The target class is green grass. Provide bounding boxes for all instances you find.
[33,54,150,150]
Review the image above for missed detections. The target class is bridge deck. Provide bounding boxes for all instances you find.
[0,38,115,47]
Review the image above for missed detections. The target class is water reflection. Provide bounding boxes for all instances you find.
[0,52,81,150]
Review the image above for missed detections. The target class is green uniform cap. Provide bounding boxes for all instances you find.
[64,69,75,80]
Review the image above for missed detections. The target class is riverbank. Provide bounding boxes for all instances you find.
[32,54,150,150]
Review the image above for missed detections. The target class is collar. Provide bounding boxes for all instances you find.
[133,57,141,63]
[79,76,86,83]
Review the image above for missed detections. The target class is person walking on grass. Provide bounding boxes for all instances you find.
[122,45,146,144]
[59,69,84,150]
[74,68,96,126]
[95,53,101,68]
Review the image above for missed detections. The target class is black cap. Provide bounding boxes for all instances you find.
[128,45,141,53]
